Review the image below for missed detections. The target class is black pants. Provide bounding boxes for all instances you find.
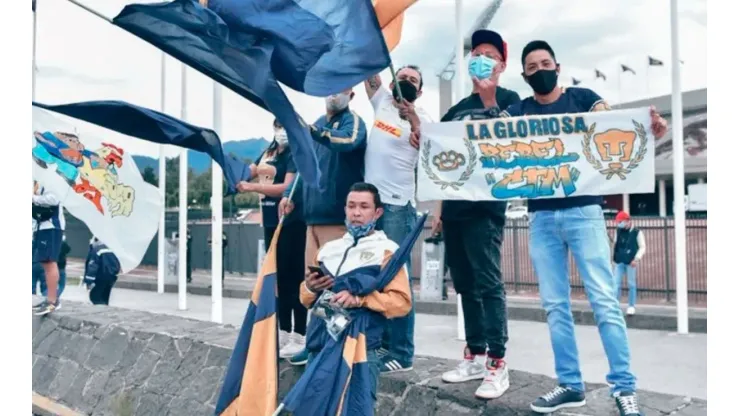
[89,278,117,305]
[264,221,308,335]
[443,217,508,358]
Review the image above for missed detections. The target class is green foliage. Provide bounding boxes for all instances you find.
[157,156,259,210]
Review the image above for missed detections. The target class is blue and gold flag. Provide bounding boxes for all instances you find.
[215,223,282,415]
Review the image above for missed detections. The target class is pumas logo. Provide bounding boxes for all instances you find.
[581,120,648,180]
[432,150,466,172]
[373,120,402,138]
[360,250,374,262]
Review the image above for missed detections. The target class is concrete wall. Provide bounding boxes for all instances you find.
[32,300,707,416]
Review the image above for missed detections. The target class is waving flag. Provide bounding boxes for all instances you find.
[215,224,282,415]
[648,56,664,66]
[33,100,251,195]
[32,104,162,273]
[595,69,607,80]
[113,0,395,187]
[620,64,636,75]
[277,213,428,415]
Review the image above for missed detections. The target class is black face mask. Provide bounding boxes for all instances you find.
[525,69,559,95]
[392,80,419,102]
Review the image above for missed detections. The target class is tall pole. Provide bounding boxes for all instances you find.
[32,0,38,101]
[454,0,466,342]
[178,63,188,311]
[157,52,167,295]
[455,0,466,103]
[211,82,224,324]
[670,0,688,334]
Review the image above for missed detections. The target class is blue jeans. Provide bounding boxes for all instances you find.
[613,263,637,307]
[307,349,381,404]
[32,262,66,298]
[529,205,635,394]
[376,202,416,365]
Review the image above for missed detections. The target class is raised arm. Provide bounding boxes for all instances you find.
[364,74,383,100]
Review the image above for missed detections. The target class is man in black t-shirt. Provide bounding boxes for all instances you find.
[500,41,667,416]
[425,29,520,401]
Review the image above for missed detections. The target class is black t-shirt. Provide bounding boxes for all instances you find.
[440,87,521,223]
[503,87,607,212]
[254,145,299,227]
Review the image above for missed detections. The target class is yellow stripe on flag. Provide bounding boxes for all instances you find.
[373,0,418,51]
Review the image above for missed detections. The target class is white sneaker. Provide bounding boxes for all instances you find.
[279,333,305,359]
[626,306,636,316]
[279,330,291,349]
[475,358,510,399]
[442,348,487,383]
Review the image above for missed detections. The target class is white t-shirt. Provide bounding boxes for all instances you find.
[364,88,432,207]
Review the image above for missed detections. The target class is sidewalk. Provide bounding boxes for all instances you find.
[66,260,708,333]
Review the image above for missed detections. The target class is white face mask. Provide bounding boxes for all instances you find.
[325,93,351,112]
[274,129,288,146]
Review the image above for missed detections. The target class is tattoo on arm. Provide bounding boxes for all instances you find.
[365,74,381,97]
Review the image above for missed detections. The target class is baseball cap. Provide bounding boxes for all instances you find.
[615,211,630,222]
[471,29,508,61]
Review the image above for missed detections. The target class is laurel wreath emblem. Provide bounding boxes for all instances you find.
[422,137,477,191]
[581,120,648,180]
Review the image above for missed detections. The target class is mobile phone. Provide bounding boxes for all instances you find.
[308,265,325,277]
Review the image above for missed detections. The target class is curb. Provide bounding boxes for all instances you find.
[114,279,707,333]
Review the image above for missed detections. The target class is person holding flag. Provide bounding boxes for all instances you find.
[297,182,413,408]
[237,119,308,360]
[362,64,431,374]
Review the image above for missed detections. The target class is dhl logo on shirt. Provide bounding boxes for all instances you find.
[374,120,402,138]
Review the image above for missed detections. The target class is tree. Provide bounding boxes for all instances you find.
[142,166,157,186]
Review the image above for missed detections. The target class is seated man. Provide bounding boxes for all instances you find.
[299,182,412,406]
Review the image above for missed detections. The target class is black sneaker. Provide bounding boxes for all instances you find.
[379,356,413,374]
[614,391,642,416]
[34,299,60,316]
[530,386,586,413]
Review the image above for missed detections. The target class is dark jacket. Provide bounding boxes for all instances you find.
[83,241,121,286]
[284,108,367,225]
[613,227,641,265]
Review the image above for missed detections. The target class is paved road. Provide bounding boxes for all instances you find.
[60,285,706,400]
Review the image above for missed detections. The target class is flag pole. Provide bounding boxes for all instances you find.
[211,81,224,324]
[66,0,111,22]
[646,59,650,98]
[178,63,189,311]
[454,0,466,343]
[32,0,38,101]
[617,66,622,104]
[157,53,167,295]
[388,62,405,103]
[670,0,689,335]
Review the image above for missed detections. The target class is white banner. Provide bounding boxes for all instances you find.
[32,106,162,272]
[417,107,655,201]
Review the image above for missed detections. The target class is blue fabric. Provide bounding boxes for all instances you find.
[33,101,250,195]
[614,263,638,307]
[33,229,62,263]
[503,87,605,212]
[283,214,427,414]
[113,0,391,187]
[284,109,367,225]
[529,204,635,394]
[377,202,416,364]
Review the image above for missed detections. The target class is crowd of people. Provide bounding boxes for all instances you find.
[31,27,668,416]
[229,28,668,416]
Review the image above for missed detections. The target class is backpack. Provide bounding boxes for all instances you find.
[32,204,58,223]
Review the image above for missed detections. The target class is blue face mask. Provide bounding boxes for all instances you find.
[468,55,497,80]
[345,218,377,240]
[617,222,627,229]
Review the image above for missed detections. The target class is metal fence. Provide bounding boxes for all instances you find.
[64,215,707,305]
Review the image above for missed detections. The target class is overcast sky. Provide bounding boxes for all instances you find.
[33,0,707,158]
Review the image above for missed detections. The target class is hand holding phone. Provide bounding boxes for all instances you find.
[306,265,333,292]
